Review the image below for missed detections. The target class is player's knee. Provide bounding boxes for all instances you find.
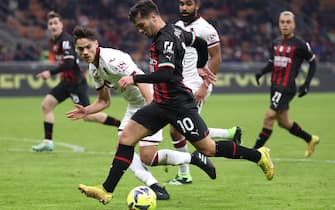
[41,101,51,113]
[169,127,182,141]
[140,154,155,165]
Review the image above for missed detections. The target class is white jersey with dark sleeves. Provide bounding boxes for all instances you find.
[88,47,147,106]
[175,17,219,92]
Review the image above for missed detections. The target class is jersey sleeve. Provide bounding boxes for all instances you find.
[201,25,220,48]
[61,37,76,60]
[301,41,315,62]
[156,37,176,70]
[183,30,196,47]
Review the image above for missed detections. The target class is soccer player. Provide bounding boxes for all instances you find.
[66,26,174,200]
[74,0,274,205]
[168,0,242,185]
[253,11,320,157]
[32,11,120,152]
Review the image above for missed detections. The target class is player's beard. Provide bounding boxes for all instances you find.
[180,10,196,25]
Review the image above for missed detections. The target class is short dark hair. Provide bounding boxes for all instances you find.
[129,0,160,22]
[47,11,61,21]
[72,26,97,42]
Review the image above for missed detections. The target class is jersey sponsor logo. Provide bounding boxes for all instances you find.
[273,56,292,68]
[62,41,71,50]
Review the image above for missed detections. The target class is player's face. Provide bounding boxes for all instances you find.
[179,0,199,23]
[133,15,155,38]
[47,17,63,37]
[75,38,98,63]
[279,14,295,38]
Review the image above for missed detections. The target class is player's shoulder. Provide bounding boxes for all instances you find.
[157,24,181,42]
[292,36,308,46]
[60,32,74,42]
[99,47,121,60]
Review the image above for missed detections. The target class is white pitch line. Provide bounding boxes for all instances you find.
[0,136,85,152]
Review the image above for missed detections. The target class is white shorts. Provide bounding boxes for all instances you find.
[118,103,163,147]
[185,81,213,113]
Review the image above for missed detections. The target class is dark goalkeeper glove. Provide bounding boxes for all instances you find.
[298,84,309,97]
[255,73,262,86]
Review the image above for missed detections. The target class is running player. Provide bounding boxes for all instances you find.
[32,11,120,152]
[253,11,319,158]
[168,0,242,185]
[75,0,274,205]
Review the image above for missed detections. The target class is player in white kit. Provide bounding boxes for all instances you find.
[66,26,179,200]
[168,0,242,185]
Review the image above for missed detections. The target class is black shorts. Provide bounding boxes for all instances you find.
[49,79,90,106]
[131,102,209,142]
[270,89,295,111]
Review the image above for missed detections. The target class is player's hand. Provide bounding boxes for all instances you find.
[298,84,309,97]
[198,67,216,86]
[36,70,51,79]
[194,84,207,106]
[66,104,87,120]
[255,73,262,86]
[118,76,134,89]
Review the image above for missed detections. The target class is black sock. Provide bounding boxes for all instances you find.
[44,121,53,140]
[103,116,121,127]
[289,122,312,143]
[103,144,134,193]
[216,141,261,163]
[253,128,272,149]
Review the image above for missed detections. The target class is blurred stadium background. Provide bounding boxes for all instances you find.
[0,0,334,62]
[0,1,335,209]
[0,0,334,96]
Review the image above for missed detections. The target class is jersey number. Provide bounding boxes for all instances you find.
[272,91,282,103]
[177,117,194,134]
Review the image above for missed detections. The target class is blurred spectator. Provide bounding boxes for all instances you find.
[0,0,334,62]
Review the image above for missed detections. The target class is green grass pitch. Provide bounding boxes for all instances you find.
[0,93,334,210]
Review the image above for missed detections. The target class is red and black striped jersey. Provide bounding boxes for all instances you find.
[268,36,315,93]
[50,32,84,83]
[149,24,195,109]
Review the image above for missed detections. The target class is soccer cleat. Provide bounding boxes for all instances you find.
[232,126,242,145]
[190,151,216,179]
[305,135,320,157]
[257,147,274,181]
[168,174,193,185]
[32,140,54,152]
[149,183,170,200]
[78,184,112,205]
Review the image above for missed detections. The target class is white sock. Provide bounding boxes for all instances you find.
[129,153,157,186]
[173,139,190,176]
[156,149,191,165]
[209,127,229,139]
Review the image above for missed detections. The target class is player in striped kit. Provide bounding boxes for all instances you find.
[253,11,319,157]
[168,0,242,185]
